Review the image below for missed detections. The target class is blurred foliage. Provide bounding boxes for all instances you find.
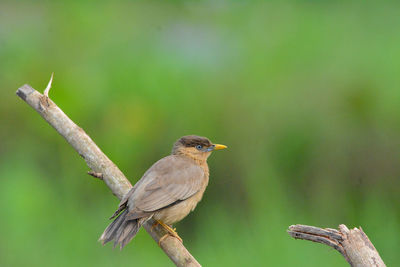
[1,1,400,266]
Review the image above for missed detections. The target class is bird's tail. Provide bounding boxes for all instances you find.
[99,209,142,249]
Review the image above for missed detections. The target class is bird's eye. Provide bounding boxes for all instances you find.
[195,145,203,150]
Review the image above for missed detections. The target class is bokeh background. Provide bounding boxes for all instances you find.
[1,1,400,266]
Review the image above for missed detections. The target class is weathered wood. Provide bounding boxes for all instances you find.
[288,224,386,267]
[16,83,201,267]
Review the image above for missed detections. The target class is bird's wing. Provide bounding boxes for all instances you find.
[128,155,205,213]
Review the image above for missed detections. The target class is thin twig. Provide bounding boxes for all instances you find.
[16,82,201,267]
[44,72,53,97]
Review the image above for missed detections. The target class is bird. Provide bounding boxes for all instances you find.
[99,135,227,249]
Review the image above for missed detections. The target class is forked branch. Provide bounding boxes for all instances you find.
[288,224,386,267]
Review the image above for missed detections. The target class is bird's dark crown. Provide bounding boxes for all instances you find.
[177,135,212,148]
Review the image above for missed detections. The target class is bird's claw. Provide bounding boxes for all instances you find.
[155,220,183,245]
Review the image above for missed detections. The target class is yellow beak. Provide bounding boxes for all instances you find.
[213,144,228,150]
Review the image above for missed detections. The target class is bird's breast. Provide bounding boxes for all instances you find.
[153,189,205,225]
[153,172,209,225]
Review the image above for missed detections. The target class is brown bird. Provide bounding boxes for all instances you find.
[99,135,227,249]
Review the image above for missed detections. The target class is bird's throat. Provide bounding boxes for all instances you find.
[175,150,209,176]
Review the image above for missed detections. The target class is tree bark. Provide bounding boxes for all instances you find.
[16,83,201,267]
[288,224,386,267]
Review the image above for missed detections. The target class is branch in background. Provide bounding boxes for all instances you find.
[16,81,201,267]
[288,224,386,267]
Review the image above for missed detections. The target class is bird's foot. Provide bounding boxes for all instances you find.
[156,220,183,245]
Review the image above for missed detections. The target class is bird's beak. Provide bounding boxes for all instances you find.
[213,144,227,151]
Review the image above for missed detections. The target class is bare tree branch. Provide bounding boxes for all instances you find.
[16,83,201,267]
[288,224,386,267]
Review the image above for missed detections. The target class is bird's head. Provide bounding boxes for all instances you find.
[172,135,227,161]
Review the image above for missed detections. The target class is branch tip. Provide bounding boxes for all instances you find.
[44,72,54,97]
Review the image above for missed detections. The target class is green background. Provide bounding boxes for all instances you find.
[1,1,399,266]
